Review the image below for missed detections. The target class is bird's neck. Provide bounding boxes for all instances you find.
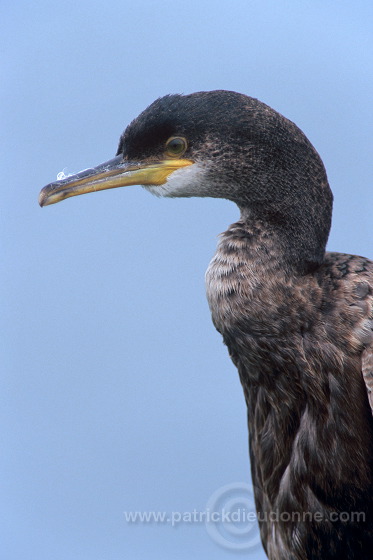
[205,216,311,333]
[238,206,324,275]
[205,217,311,382]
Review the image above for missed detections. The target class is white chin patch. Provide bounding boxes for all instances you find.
[143,163,205,198]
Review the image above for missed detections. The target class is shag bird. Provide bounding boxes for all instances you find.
[39,91,373,560]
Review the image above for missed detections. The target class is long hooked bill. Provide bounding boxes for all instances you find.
[38,156,194,207]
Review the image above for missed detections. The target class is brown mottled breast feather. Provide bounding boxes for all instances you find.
[206,221,373,560]
[324,253,373,415]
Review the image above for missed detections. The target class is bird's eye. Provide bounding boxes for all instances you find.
[165,137,187,158]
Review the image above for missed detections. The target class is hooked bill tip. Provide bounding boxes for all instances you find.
[38,189,46,207]
[38,182,59,207]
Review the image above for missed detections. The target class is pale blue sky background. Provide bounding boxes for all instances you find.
[2,1,372,559]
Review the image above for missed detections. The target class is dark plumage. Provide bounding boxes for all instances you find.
[39,90,373,559]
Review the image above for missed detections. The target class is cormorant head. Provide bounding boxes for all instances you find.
[39,90,333,267]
